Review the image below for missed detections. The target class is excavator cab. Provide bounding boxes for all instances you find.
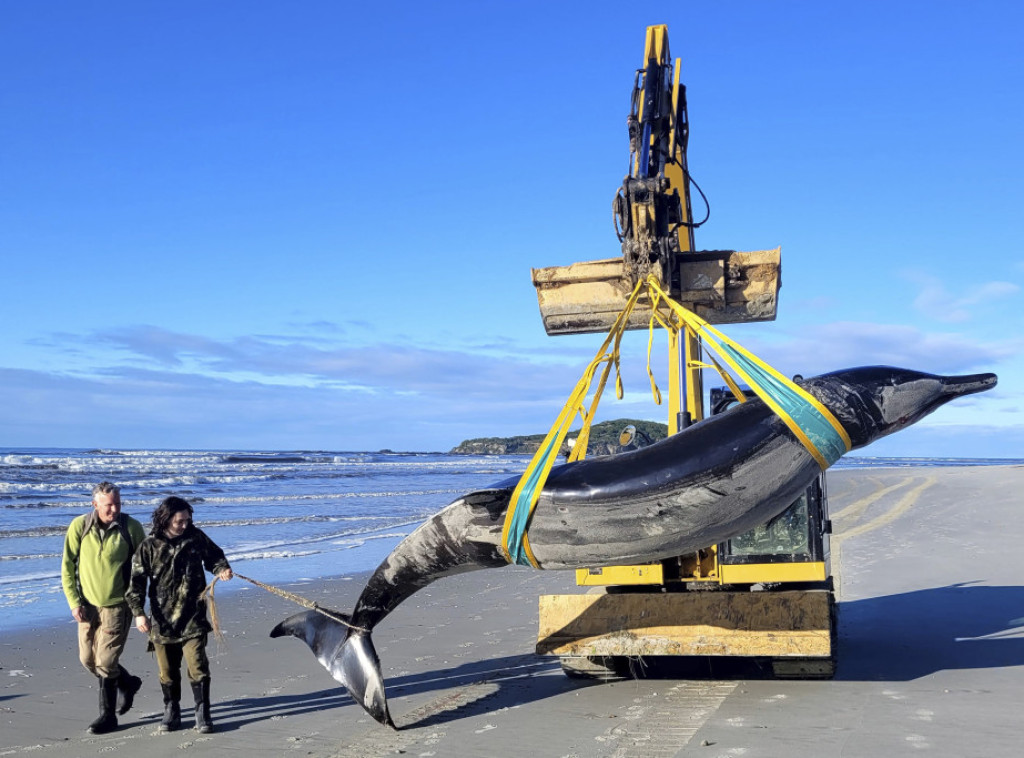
[709,387,832,587]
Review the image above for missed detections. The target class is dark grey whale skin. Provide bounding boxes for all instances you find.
[271,366,996,727]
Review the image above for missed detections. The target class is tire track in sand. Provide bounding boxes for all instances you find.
[596,681,737,758]
[831,476,936,595]
[327,680,501,758]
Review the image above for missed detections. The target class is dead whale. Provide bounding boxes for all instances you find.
[272,366,997,726]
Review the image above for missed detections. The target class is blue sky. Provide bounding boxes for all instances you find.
[2,1,1021,457]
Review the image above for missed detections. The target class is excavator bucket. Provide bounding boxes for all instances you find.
[532,247,781,336]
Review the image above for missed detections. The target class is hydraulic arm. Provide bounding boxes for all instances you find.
[614,24,698,292]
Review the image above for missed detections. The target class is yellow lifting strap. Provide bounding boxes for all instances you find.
[501,275,851,568]
[644,276,851,468]
[500,281,648,567]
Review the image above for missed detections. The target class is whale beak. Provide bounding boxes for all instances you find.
[941,372,998,398]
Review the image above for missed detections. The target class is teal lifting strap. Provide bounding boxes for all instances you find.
[717,342,848,467]
[505,434,562,566]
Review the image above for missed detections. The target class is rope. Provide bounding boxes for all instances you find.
[204,576,225,643]
[200,572,368,642]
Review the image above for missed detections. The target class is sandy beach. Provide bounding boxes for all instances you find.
[4,464,1023,757]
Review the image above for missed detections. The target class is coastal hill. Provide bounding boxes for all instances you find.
[450,418,668,456]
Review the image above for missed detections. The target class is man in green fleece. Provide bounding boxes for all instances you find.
[61,481,147,734]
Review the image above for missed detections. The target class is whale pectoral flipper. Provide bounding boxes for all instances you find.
[270,610,395,728]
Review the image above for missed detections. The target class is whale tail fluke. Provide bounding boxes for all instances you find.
[270,610,394,728]
[337,630,394,727]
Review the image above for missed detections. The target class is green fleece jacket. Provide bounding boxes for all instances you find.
[61,511,146,609]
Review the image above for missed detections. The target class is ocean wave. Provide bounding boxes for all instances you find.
[0,525,81,538]
[1,500,91,510]
[197,488,460,504]
[835,456,1024,468]
[0,569,60,585]
[222,454,312,464]
[1,510,434,541]
[1,487,462,511]
[0,458,60,470]
[226,549,321,562]
[0,552,61,561]
[0,447,528,624]
[197,512,430,530]
[1,466,508,494]
[1,472,298,494]
[225,517,424,556]
[329,532,410,548]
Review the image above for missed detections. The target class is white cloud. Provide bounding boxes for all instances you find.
[737,321,1016,379]
[2,317,1016,455]
[903,271,1019,323]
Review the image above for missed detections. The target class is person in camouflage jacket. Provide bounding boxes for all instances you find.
[125,496,232,733]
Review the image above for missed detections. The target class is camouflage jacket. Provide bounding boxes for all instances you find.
[125,524,230,644]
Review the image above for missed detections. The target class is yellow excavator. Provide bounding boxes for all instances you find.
[531,25,835,679]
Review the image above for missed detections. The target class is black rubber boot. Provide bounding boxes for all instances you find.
[87,677,119,734]
[159,682,181,732]
[191,679,212,733]
[116,667,142,715]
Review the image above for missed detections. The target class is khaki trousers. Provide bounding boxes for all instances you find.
[153,635,210,685]
[77,603,131,679]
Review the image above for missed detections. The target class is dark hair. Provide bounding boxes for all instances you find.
[151,496,194,536]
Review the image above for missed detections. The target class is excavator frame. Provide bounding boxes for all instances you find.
[533,25,836,680]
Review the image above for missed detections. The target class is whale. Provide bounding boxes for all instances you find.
[271,366,997,727]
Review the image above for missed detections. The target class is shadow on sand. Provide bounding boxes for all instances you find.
[212,686,350,731]
[211,653,572,731]
[836,582,1024,680]
[213,583,1024,729]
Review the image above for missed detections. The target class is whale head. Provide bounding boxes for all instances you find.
[802,366,997,450]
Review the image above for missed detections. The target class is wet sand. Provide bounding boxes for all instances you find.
[3,465,1023,757]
